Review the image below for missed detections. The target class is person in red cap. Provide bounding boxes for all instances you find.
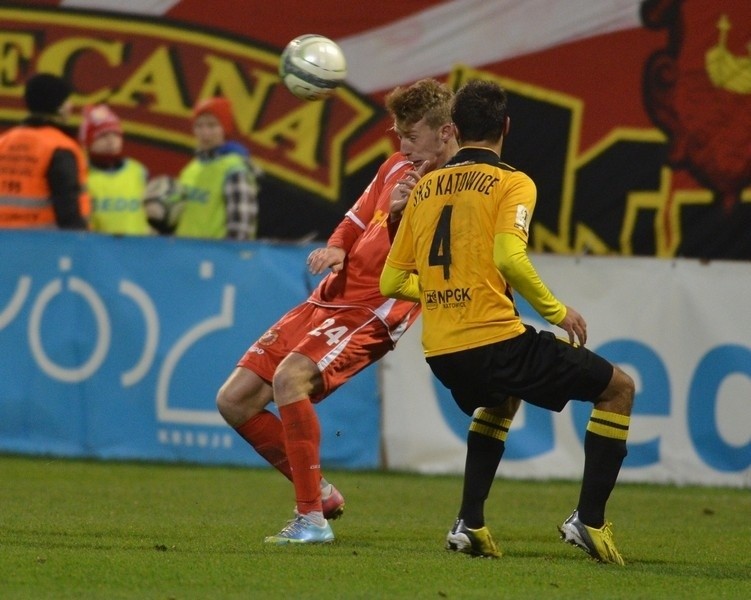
[80,103,152,235]
[0,73,89,229]
[173,96,260,240]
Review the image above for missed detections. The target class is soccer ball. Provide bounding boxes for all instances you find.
[279,34,347,101]
[143,175,186,231]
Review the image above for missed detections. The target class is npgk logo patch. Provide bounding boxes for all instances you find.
[424,288,471,310]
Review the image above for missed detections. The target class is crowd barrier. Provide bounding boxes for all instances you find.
[0,231,378,469]
[2,232,748,487]
[382,254,750,487]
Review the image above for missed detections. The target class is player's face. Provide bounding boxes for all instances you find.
[395,117,448,172]
[193,113,225,150]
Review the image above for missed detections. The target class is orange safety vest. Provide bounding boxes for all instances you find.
[0,125,90,228]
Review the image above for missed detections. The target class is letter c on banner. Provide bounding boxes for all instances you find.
[688,345,751,472]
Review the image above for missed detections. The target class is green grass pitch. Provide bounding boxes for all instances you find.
[1,455,749,599]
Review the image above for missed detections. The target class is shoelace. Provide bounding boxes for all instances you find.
[599,522,623,562]
[279,516,308,537]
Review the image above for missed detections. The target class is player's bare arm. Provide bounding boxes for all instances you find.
[307,246,346,274]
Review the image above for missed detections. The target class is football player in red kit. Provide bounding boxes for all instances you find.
[216,78,459,544]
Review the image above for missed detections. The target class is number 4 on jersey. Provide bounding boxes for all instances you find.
[429,205,452,280]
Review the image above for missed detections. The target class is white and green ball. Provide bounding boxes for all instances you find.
[143,175,186,230]
[279,34,347,101]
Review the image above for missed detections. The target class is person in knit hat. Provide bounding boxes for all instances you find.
[79,103,152,235]
[0,73,89,229]
[25,73,73,116]
[193,97,235,136]
[173,96,260,240]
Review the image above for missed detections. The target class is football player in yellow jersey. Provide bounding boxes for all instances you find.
[380,79,634,565]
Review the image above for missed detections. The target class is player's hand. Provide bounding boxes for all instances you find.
[307,246,346,274]
[389,160,432,218]
[557,305,587,346]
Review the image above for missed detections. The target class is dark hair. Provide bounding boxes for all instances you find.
[24,73,72,115]
[451,79,508,144]
[384,78,453,130]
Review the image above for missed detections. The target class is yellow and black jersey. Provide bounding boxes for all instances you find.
[385,147,535,356]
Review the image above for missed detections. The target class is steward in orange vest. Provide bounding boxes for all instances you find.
[0,73,89,229]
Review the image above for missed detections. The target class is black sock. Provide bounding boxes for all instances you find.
[458,409,512,529]
[577,409,629,528]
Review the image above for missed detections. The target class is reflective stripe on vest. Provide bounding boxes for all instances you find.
[0,124,89,228]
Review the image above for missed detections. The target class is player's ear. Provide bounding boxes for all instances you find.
[503,116,511,138]
[440,122,455,142]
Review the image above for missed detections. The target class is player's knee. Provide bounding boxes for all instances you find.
[216,379,241,419]
[481,396,521,420]
[216,370,270,425]
[596,366,634,415]
[273,355,322,405]
[616,367,635,411]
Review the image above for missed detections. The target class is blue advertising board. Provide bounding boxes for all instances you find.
[0,231,379,469]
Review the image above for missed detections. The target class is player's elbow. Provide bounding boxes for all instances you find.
[493,253,520,285]
[493,246,526,286]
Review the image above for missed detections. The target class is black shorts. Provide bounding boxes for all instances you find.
[426,325,613,416]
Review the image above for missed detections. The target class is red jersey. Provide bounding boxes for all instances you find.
[308,153,420,341]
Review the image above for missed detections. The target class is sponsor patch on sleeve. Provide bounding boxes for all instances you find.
[514,205,529,233]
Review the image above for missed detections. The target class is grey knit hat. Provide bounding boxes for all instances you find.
[24,73,72,115]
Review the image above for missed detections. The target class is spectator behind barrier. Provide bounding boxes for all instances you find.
[79,104,153,236]
[173,96,261,240]
[0,73,89,229]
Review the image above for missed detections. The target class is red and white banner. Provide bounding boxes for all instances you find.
[2,1,749,256]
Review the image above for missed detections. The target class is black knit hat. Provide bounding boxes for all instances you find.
[24,73,72,115]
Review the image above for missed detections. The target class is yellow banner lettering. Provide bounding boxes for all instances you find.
[197,56,278,135]
[108,45,190,117]
[0,32,36,98]
[36,37,124,105]
[254,102,326,170]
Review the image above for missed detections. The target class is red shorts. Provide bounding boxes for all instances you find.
[237,302,395,402]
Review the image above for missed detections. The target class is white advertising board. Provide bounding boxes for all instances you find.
[382,255,751,487]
